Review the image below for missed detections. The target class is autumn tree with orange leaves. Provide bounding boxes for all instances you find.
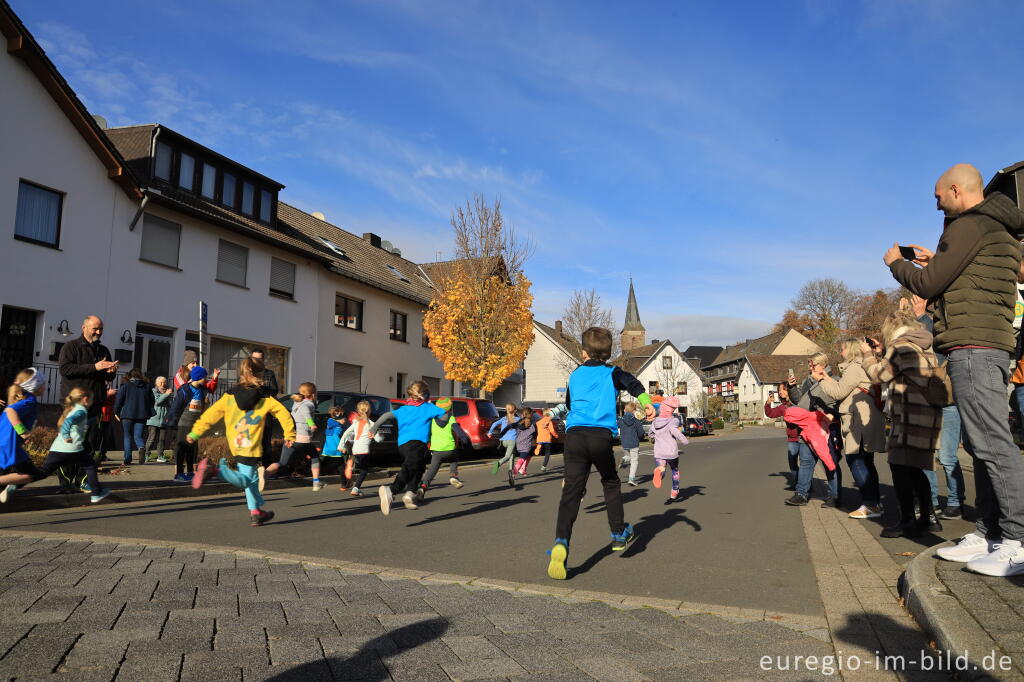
[423,196,534,393]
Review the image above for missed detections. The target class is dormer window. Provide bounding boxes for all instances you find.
[241,182,254,215]
[259,190,272,223]
[201,163,216,199]
[154,142,172,180]
[178,152,195,191]
[222,172,237,209]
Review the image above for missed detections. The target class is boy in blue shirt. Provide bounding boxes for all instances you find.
[548,327,654,580]
[369,381,450,515]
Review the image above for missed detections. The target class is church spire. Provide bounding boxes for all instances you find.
[620,279,646,352]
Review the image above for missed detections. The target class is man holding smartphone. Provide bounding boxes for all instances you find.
[884,163,1024,577]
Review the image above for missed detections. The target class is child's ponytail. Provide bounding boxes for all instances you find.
[58,388,91,427]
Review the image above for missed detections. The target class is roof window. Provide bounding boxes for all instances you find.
[319,237,346,257]
[387,264,410,283]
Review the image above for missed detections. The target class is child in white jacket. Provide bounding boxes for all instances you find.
[340,400,382,497]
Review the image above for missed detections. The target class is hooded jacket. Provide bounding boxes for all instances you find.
[648,415,688,460]
[617,412,645,450]
[890,192,1024,353]
[113,379,156,421]
[189,386,295,465]
[863,328,942,469]
[816,359,888,455]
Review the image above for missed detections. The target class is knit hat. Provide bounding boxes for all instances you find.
[658,396,679,418]
[190,366,208,382]
[182,350,198,366]
[436,397,453,411]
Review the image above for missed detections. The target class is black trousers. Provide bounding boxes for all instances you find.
[390,440,428,495]
[351,453,371,489]
[175,425,197,475]
[37,450,100,493]
[890,463,933,522]
[556,427,625,541]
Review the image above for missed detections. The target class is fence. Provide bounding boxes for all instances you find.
[32,362,238,405]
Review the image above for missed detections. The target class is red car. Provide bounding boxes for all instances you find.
[429,397,501,450]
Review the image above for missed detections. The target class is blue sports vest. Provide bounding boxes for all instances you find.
[565,364,619,434]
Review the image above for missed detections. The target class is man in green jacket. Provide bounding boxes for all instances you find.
[885,163,1024,577]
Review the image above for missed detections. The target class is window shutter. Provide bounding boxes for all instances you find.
[140,214,181,267]
[269,257,295,297]
[15,182,62,245]
[217,240,248,286]
[333,362,362,392]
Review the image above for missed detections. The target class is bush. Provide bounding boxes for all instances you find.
[23,427,58,466]
[712,418,724,430]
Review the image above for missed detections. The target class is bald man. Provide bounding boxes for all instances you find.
[884,164,1024,577]
[58,315,117,420]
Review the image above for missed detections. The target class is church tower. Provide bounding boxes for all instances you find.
[620,279,646,352]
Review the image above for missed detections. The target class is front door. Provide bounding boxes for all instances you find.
[0,306,37,389]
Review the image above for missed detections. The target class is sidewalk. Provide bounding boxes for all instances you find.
[0,530,833,681]
[902,546,1024,681]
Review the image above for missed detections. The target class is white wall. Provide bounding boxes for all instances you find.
[523,325,573,404]
[632,346,706,417]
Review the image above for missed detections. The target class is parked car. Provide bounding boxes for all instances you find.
[428,397,501,451]
[278,391,398,462]
[684,417,707,437]
[696,417,714,434]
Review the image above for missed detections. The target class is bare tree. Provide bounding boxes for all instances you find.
[655,356,704,417]
[554,288,616,376]
[789,278,858,350]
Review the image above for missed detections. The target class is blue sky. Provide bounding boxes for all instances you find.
[15,0,1024,348]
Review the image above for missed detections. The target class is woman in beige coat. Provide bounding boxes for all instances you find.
[862,310,943,539]
[815,339,887,520]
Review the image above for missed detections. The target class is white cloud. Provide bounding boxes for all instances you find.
[644,314,775,350]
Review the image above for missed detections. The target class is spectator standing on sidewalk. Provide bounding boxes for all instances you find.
[905,295,967,521]
[764,383,801,492]
[887,163,1024,576]
[57,316,118,458]
[113,368,154,466]
[787,354,843,507]
[142,377,173,463]
[815,339,887,520]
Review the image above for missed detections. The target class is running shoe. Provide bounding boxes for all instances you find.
[491,460,501,475]
[344,457,355,482]
[547,539,569,580]
[669,489,679,500]
[156,455,168,463]
[449,476,464,489]
[653,466,663,489]
[378,486,393,515]
[312,481,324,492]
[784,494,809,506]
[627,479,639,487]
[250,509,275,527]
[172,473,189,483]
[90,489,112,504]
[416,484,427,502]
[507,469,515,488]
[350,487,363,497]
[848,505,883,520]
[540,466,547,473]
[936,532,998,563]
[611,524,637,551]
[0,484,16,504]
[192,459,217,489]
[402,491,418,510]
[79,482,93,494]
[965,540,1024,577]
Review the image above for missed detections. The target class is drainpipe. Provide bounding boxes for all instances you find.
[129,126,161,231]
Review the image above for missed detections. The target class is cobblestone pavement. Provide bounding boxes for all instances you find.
[0,534,837,681]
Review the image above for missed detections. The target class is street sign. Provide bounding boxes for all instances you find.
[199,301,208,368]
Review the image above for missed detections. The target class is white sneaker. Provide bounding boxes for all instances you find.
[449,476,464,489]
[378,485,393,515]
[936,532,999,563]
[0,484,16,503]
[541,466,548,473]
[966,539,1024,577]
[402,491,419,510]
[312,481,323,491]
[90,489,111,504]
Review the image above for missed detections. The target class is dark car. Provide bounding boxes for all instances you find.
[684,418,706,437]
[696,417,714,434]
[279,391,398,462]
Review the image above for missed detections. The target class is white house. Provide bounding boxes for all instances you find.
[614,340,706,417]
[523,320,581,406]
[735,355,815,422]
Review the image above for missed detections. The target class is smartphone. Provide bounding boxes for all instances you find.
[788,367,795,380]
[899,245,917,260]
[863,336,871,344]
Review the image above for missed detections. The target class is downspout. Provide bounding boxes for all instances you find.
[129,126,160,231]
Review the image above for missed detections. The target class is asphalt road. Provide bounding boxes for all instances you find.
[0,428,826,618]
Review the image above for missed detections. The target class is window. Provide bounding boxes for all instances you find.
[216,239,248,287]
[222,172,236,208]
[390,311,407,342]
[154,142,172,180]
[662,356,673,370]
[14,181,62,247]
[334,294,363,330]
[241,182,254,215]
[422,324,430,348]
[333,362,362,392]
[386,264,410,283]
[201,163,216,199]
[319,237,345,257]
[648,381,658,394]
[139,213,181,268]
[259,190,272,222]
[677,382,687,395]
[269,257,295,299]
[422,376,441,397]
[178,152,195,191]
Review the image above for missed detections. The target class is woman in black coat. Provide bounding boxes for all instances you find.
[113,368,155,466]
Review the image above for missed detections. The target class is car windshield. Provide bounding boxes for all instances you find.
[476,401,499,419]
[337,394,391,418]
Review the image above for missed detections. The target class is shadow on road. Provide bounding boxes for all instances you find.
[266,617,448,681]
[621,507,702,559]
[406,495,540,527]
[828,612,946,676]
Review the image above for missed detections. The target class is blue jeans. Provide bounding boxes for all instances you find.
[787,442,800,483]
[217,459,263,511]
[846,449,880,506]
[121,419,145,464]
[796,441,841,499]
[925,405,966,509]
[947,349,1024,541]
[1014,383,1024,442]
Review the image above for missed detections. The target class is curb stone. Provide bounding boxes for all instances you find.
[0,527,826,632]
[902,544,1024,682]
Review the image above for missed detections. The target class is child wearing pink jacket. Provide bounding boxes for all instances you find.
[647,396,689,501]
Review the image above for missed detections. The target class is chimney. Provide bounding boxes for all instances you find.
[555,320,563,337]
[652,339,661,344]
[363,233,382,248]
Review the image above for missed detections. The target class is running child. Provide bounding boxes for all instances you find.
[488,403,519,475]
[339,400,383,497]
[264,382,320,490]
[321,406,347,491]
[188,358,295,526]
[510,408,537,485]
[166,366,212,483]
[617,401,646,486]
[0,369,53,503]
[418,399,469,500]
[535,409,558,473]
[1,387,111,504]
[368,383,449,514]
[547,327,655,580]
[648,396,689,501]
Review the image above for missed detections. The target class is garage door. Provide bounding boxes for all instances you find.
[334,362,362,392]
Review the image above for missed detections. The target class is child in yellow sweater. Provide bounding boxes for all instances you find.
[188,359,295,526]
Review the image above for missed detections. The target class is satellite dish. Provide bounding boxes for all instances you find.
[381,240,394,252]
[311,211,326,221]
[92,114,108,129]
[392,248,402,257]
